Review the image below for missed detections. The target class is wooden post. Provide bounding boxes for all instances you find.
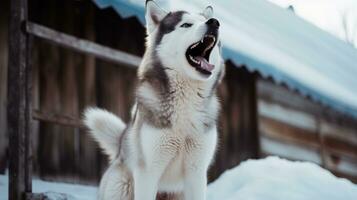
[212,63,259,180]
[0,0,10,174]
[224,63,259,162]
[8,0,31,199]
[235,67,259,160]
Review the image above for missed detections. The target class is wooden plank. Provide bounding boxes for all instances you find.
[319,119,357,160]
[260,136,322,164]
[25,32,33,196]
[32,110,84,128]
[260,116,320,149]
[0,0,10,174]
[26,22,141,68]
[26,192,73,200]
[26,193,45,200]
[259,100,318,132]
[258,79,323,116]
[317,119,328,168]
[260,112,357,177]
[320,119,357,145]
[259,116,357,164]
[34,2,71,183]
[258,79,357,128]
[8,0,31,199]
[77,3,100,182]
[323,135,357,160]
[325,154,357,176]
[233,65,259,160]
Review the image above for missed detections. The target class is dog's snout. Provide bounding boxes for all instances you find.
[206,18,220,28]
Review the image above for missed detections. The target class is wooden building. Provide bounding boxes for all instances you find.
[1,0,357,199]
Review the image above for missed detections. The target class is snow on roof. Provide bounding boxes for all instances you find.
[1,157,357,199]
[94,0,357,118]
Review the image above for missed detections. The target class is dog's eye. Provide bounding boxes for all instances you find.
[180,23,193,28]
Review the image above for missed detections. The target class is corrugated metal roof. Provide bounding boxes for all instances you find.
[93,0,357,118]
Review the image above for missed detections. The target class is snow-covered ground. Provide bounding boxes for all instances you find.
[207,157,357,200]
[0,176,97,200]
[1,157,357,200]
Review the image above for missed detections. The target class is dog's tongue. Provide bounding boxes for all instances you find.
[196,56,214,72]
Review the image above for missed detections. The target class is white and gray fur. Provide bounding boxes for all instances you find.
[83,1,225,199]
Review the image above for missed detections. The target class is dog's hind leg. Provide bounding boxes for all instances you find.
[133,168,162,200]
[99,162,133,200]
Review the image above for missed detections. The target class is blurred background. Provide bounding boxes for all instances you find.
[0,0,357,186]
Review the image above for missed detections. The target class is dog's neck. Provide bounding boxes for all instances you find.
[136,59,219,129]
[140,63,216,101]
[139,49,218,96]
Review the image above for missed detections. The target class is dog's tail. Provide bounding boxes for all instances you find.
[83,108,126,162]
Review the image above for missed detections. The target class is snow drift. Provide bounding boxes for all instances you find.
[1,156,357,200]
[207,156,357,200]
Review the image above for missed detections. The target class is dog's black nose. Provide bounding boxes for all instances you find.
[206,18,220,28]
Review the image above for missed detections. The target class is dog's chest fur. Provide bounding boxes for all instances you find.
[137,71,219,134]
[131,71,219,188]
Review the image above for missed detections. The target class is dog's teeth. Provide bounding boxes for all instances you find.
[203,41,214,55]
[191,42,199,49]
[189,55,199,64]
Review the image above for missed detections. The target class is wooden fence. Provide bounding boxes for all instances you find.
[4,0,259,199]
[6,0,145,199]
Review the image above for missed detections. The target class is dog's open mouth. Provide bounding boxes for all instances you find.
[185,34,217,76]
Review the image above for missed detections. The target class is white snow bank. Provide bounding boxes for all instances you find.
[1,157,357,200]
[0,175,97,200]
[207,156,357,200]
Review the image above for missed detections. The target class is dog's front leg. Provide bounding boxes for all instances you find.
[133,168,161,200]
[132,136,174,199]
[184,169,207,200]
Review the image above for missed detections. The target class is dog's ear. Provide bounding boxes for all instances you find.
[145,0,168,33]
[202,6,213,19]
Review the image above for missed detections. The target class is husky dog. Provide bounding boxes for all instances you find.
[84,0,224,199]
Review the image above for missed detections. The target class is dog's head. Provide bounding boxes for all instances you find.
[145,0,223,81]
